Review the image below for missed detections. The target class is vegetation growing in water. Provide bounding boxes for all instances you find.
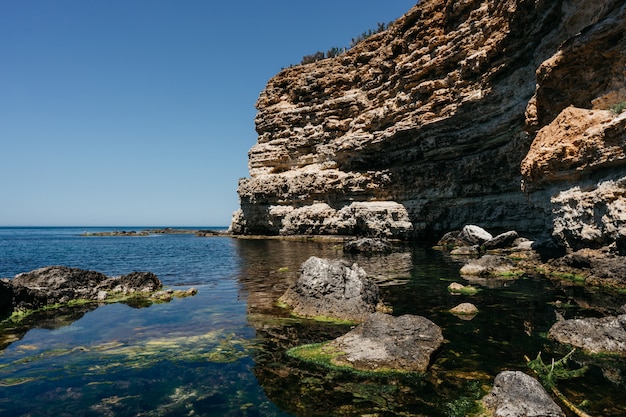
[287,342,422,377]
[526,349,591,417]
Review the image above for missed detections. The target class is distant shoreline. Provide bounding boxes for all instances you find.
[81,228,228,237]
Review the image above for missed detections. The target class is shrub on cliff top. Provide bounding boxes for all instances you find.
[608,101,626,114]
[298,21,391,65]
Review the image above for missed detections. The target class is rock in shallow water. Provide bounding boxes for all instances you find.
[9,266,163,311]
[325,312,443,373]
[482,371,564,417]
[279,256,380,322]
[548,314,626,355]
[459,255,520,277]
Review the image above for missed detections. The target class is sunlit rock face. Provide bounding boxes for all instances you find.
[232,0,626,241]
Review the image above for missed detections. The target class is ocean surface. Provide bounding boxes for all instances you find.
[0,227,625,416]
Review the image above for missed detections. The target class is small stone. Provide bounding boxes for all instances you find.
[450,302,478,316]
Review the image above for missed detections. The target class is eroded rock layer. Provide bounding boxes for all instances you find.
[232,0,626,243]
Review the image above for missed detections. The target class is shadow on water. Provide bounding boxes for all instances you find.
[235,240,626,417]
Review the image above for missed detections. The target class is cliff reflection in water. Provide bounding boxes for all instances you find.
[233,239,413,316]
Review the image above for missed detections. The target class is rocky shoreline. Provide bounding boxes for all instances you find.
[81,228,227,237]
[0,266,196,335]
[230,0,626,246]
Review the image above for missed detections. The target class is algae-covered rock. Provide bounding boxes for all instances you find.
[322,312,443,373]
[10,266,163,312]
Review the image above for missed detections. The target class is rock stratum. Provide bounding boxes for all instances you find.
[231,0,626,248]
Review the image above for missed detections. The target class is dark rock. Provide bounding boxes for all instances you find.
[113,272,161,294]
[549,253,592,269]
[343,238,392,253]
[531,239,567,262]
[326,312,443,373]
[12,266,111,309]
[482,371,564,417]
[548,314,626,355]
[0,280,14,317]
[10,266,163,311]
[278,256,380,322]
[437,230,463,248]
[458,225,493,246]
[483,231,519,250]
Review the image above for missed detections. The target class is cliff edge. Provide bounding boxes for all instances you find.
[231,0,625,248]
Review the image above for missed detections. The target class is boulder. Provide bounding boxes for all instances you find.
[279,257,380,322]
[548,314,626,355]
[10,266,164,311]
[325,312,443,373]
[459,255,519,277]
[482,371,564,417]
[458,225,493,246]
[483,231,519,250]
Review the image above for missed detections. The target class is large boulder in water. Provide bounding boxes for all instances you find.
[482,371,564,417]
[279,256,380,322]
[11,266,162,310]
[324,312,443,373]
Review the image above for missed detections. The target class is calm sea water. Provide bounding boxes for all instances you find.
[0,227,624,416]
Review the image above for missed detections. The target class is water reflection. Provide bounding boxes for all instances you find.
[235,239,626,417]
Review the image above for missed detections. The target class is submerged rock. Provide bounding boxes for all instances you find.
[325,312,443,373]
[482,371,564,417]
[548,314,626,355]
[279,256,380,322]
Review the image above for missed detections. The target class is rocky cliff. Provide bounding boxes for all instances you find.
[231,0,625,248]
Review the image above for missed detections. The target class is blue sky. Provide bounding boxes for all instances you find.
[1,1,416,227]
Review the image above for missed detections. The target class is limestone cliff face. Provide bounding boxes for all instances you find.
[232,0,625,244]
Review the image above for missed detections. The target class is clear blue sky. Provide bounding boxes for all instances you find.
[1,1,416,227]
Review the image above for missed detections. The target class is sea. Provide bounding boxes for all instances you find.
[0,226,624,417]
